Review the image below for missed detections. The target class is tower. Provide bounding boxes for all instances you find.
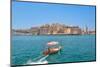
[84,26,88,34]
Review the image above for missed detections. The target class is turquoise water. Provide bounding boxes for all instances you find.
[12,35,96,65]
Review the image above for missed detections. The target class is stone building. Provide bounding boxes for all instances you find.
[30,27,40,35]
[22,23,83,35]
[63,26,81,34]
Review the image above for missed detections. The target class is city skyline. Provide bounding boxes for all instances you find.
[12,1,96,30]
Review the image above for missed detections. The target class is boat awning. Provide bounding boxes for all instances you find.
[47,41,59,46]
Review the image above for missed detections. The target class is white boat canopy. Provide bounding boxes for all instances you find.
[47,41,59,46]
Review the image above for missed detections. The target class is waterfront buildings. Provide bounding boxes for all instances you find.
[37,23,82,35]
[12,23,95,35]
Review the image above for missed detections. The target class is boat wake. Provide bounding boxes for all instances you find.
[26,55,49,65]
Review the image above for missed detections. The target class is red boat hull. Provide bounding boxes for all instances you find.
[43,47,61,55]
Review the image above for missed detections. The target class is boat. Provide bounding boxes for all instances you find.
[43,41,62,56]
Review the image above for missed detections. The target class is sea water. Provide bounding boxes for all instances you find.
[12,35,96,65]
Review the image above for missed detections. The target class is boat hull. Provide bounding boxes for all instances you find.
[43,47,61,55]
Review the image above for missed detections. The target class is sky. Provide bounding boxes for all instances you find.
[12,1,96,30]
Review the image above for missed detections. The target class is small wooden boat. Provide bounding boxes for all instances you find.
[43,41,61,56]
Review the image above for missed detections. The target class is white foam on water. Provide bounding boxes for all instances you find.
[27,60,48,64]
[27,59,33,64]
[26,55,49,65]
[38,55,49,62]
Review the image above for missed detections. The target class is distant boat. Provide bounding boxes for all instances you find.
[43,41,62,56]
